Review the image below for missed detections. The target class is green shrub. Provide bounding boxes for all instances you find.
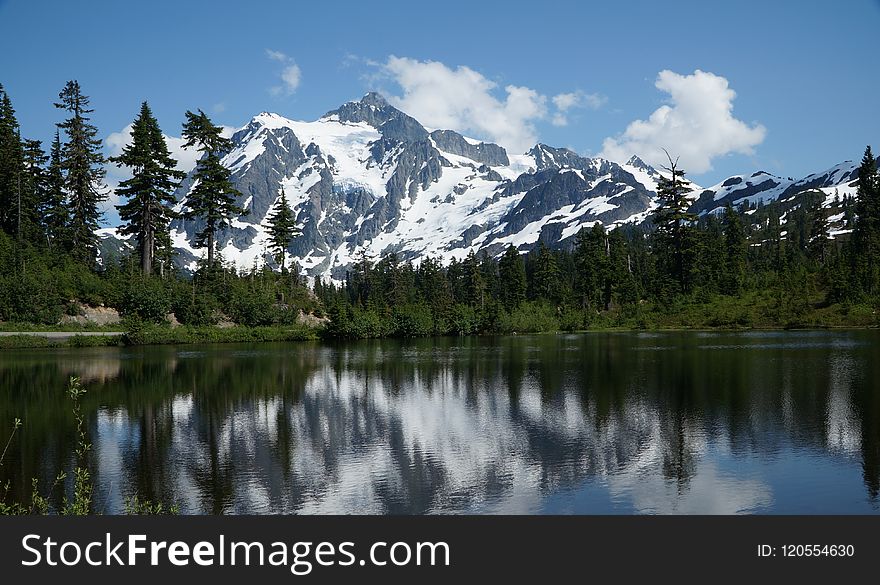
[119,277,171,323]
[393,304,434,337]
[498,302,559,333]
[229,286,275,327]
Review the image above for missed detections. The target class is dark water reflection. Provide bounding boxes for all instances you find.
[0,331,878,514]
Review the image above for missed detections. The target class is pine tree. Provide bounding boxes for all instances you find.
[266,188,298,272]
[0,84,24,237]
[807,197,831,265]
[479,250,499,302]
[723,204,748,294]
[852,145,879,295]
[110,102,185,276]
[416,256,452,321]
[574,225,609,310]
[532,241,561,304]
[652,151,696,292]
[19,139,47,243]
[55,80,108,263]
[498,245,526,310]
[42,130,68,248]
[462,250,487,309]
[181,109,243,270]
[349,249,374,306]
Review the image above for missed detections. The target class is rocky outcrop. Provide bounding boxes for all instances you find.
[429,130,509,166]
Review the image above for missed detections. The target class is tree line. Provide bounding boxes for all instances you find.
[1,80,878,334]
[0,81,303,326]
[318,149,880,337]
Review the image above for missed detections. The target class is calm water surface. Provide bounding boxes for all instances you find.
[1,331,878,514]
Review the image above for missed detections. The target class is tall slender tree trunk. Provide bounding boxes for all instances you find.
[207,230,214,268]
[143,228,153,276]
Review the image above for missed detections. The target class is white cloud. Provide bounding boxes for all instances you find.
[601,69,766,174]
[266,49,287,62]
[551,91,606,126]
[374,57,606,152]
[378,56,550,154]
[266,49,301,95]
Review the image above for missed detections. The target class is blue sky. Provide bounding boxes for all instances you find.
[1,0,878,191]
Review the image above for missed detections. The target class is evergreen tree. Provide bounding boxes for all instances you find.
[41,130,68,248]
[110,102,185,275]
[479,250,500,302]
[19,139,47,243]
[0,84,23,236]
[573,225,609,310]
[853,145,879,295]
[702,214,725,291]
[181,109,244,270]
[110,102,186,276]
[349,249,374,307]
[417,256,452,325]
[462,250,487,309]
[532,241,561,304]
[497,245,526,310]
[652,151,696,291]
[55,80,107,263]
[266,188,298,273]
[723,204,748,294]
[807,198,831,264]
[608,228,639,305]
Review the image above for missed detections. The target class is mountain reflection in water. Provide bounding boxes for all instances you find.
[0,331,878,514]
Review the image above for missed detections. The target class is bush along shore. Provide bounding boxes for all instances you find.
[0,323,319,349]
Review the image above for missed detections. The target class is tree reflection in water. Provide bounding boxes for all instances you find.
[0,331,877,514]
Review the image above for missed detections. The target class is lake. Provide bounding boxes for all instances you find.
[0,331,878,514]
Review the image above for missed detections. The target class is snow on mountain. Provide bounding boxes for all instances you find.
[156,93,661,277]
[690,160,860,216]
[98,93,865,278]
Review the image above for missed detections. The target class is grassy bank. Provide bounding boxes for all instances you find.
[0,322,124,332]
[322,292,879,340]
[0,294,876,350]
[0,323,319,349]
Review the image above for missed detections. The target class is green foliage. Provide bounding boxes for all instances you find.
[1,377,178,515]
[497,301,560,334]
[228,285,276,327]
[180,109,244,268]
[266,188,299,271]
[0,84,23,237]
[110,102,185,275]
[122,323,317,346]
[119,276,172,322]
[55,80,108,263]
[652,153,697,292]
[173,289,219,326]
[852,146,880,296]
[498,245,526,310]
[392,304,434,337]
[62,377,91,515]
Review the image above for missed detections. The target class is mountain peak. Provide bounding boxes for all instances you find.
[625,155,653,170]
[360,91,389,108]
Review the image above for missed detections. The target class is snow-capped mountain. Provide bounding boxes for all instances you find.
[98,92,866,277]
[690,161,861,216]
[164,93,663,277]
